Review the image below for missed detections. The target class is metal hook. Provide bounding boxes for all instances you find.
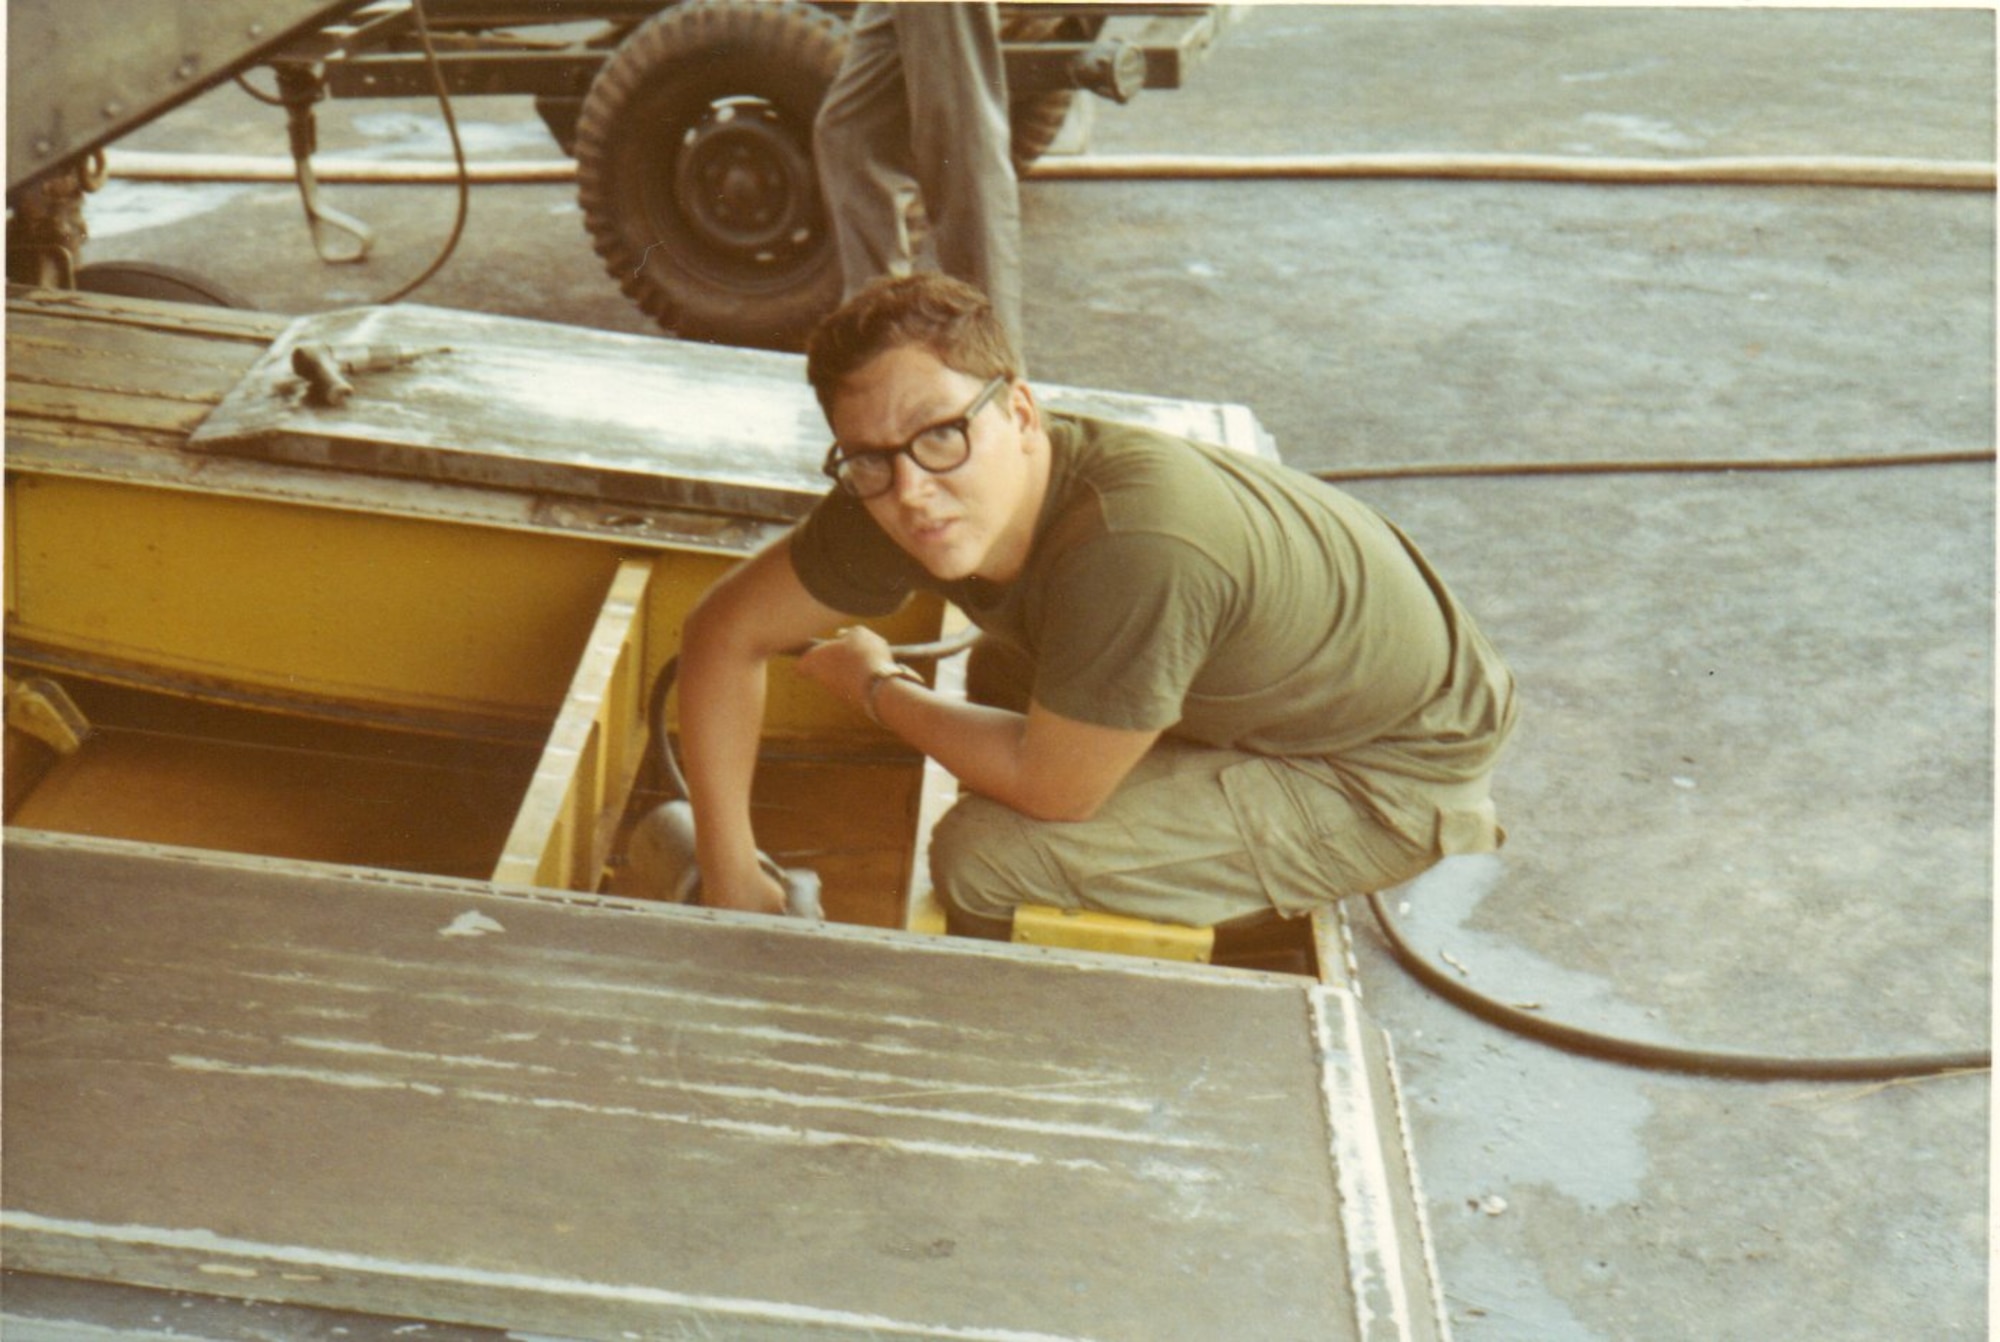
[294,157,376,264]
[274,61,375,265]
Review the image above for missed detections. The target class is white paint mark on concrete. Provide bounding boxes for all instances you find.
[1577,111,1701,151]
[1558,57,1668,84]
[83,181,264,239]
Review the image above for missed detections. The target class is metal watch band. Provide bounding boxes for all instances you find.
[863,663,923,725]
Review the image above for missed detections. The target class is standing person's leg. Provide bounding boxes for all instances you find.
[890,2,1024,342]
[813,3,918,299]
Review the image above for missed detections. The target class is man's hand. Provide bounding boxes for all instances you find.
[702,861,788,915]
[796,626,899,714]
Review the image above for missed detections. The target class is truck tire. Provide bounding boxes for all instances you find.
[75,261,253,309]
[574,0,846,350]
[1007,90,1073,175]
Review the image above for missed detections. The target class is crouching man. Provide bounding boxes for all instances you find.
[677,274,1516,932]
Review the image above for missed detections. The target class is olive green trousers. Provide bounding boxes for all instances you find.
[930,734,1503,929]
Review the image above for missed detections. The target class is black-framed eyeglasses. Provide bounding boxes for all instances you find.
[821,375,1010,500]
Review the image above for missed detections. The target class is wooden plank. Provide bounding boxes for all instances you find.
[8,328,263,403]
[492,557,653,890]
[7,287,291,341]
[187,304,1273,521]
[4,428,792,560]
[5,292,268,441]
[4,375,221,436]
[7,294,1270,567]
[7,302,279,362]
[2,831,1442,1341]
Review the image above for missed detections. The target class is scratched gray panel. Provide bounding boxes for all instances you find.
[1,832,1432,1341]
[188,305,1272,522]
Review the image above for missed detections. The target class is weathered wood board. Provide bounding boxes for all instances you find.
[8,288,1269,559]
[4,830,1441,1341]
[187,305,1274,523]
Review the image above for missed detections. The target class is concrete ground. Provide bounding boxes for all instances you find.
[61,6,1993,1339]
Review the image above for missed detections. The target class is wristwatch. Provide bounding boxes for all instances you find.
[863,663,924,725]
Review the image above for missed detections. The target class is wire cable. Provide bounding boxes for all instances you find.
[1312,448,1994,485]
[371,0,471,305]
[1321,445,1987,1079]
[102,150,1999,193]
[639,629,1984,1081]
[641,627,984,801]
[1025,151,1994,192]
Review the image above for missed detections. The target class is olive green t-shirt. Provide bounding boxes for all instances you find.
[790,413,1513,780]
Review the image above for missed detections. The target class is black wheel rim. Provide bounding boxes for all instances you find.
[658,96,822,279]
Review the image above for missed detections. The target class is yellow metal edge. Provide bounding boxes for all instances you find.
[493,557,655,891]
[1010,905,1217,964]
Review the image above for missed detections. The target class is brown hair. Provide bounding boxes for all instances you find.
[805,274,1021,417]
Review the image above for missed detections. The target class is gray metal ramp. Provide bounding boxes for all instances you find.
[3,830,1444,1341]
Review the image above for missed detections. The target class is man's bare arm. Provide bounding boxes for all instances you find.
[799,628,1159,822]
[678,536,850,911]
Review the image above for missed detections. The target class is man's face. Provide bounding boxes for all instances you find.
[828,345,1043,584]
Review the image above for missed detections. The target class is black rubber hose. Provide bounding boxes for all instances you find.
[1312,448,1992,485]
[647,631,1985,1082]
[642,626,983,801]
[1365,892,1991,1081]
[373,0,472,305]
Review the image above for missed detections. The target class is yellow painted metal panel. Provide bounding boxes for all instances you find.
[9,719,533,878]
[5,474,21,627]
[640,548,946,741]
[7,473,621,726]
[1010,904,1217,964]
[5,471,943,744]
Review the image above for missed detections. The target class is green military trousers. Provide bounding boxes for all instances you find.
[929,734,1504,930]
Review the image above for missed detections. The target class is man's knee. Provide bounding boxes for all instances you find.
[928,796,1050,925]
